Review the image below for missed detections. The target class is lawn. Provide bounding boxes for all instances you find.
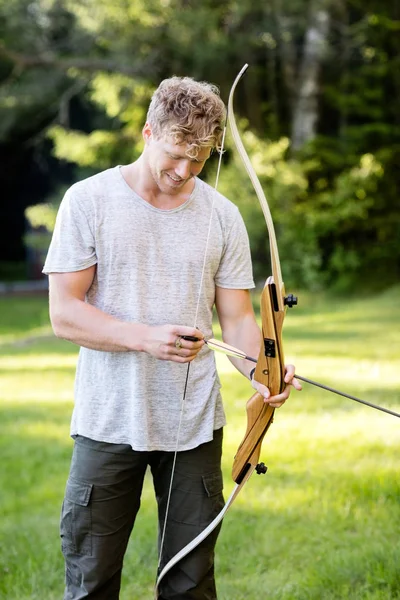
[0,289,399,599]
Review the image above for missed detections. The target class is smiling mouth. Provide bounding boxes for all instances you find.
[166,173,184,184]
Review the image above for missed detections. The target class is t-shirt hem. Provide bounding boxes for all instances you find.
[70,420,226,452]
[215,280,255,289]
[42,258,98,275]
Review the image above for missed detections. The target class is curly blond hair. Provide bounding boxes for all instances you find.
[146,76,226,159]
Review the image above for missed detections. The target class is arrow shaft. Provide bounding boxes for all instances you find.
[207,338,400,418]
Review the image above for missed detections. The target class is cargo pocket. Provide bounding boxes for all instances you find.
[60,477,93,556]
[201,471,224,523]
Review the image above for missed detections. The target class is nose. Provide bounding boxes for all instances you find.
[175,159,191,179]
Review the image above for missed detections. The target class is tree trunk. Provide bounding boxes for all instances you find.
[291,1,330,151]
[274,1,297,115]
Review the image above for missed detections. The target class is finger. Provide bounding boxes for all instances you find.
[169,347,198,362]
[172,337,196,347]
[185,339,205,349]
[268,400,286,408]
[283,374,302,391]
[265,388,289,405]
[284,364,296,382]
[174,340,204,356]
[173,336,183,350]
[177,327,205,341]
[291,377,302,391]
[264,384,292,404]
[254,385,271,401]
[171,355,194,363]
[173,344,202,360]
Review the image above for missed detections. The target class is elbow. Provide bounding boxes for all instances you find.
[50,308,72,341]
[50,316,66,340]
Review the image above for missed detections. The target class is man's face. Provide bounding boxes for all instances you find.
[143,124,212,195]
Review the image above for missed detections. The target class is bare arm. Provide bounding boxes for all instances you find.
[215,286,301,406]
[215,286,262,380]
[48,267,204,361]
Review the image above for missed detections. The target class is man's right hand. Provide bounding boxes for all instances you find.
[142,325,205,362]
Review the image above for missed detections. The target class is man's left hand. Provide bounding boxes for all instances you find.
[251,364,302,408]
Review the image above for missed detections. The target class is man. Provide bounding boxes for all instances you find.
[43,75,300,600]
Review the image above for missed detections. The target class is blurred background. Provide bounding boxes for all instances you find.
[1,0,399,292]
[1,3,400,598]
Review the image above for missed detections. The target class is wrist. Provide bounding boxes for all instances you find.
[249,367,256,381]
[124,322,149,352]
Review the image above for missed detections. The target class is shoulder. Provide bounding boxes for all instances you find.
[195,178,240,218]
[60,167,120,218]
[192,179,250,248]
[67,167,118,200]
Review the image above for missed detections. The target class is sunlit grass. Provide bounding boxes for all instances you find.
[0,289,399,599]
[0,295,52,344]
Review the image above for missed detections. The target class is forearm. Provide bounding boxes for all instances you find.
[222,313,262,380]
[50,297,147,352]
[48,270,202,359]
[216,289,300,407]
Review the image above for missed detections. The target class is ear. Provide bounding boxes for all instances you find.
[142,122,152,143]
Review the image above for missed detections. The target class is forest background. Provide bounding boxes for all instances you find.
[1,0,399,292]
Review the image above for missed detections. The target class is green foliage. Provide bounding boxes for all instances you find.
[47,73,151,168]
[23,186,68,253]
[50,126,126,168]
[303,153,386,291]
[0,0,95,142]
[1,0,399,291]
[218,127,321,288]
[25,204,57,232]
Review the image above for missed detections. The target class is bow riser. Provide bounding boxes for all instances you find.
[232,278,286,484]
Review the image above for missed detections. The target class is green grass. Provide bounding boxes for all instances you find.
[0,289,399,599]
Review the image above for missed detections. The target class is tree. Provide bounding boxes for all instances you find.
[1,0,399,290]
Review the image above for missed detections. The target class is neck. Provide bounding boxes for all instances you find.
[121,157,195,210]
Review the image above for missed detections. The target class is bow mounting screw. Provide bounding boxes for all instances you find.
[256,462,268,475]
[284,294,298,308]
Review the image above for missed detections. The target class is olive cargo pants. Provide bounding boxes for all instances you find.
[60,429,224,599]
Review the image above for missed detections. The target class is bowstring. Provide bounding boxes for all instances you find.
[157,114,228,577]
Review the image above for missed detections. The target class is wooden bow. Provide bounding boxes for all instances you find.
[155,64,293,594]
[227,64,297,483]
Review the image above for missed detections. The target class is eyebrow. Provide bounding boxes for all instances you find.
[166,151,205,163]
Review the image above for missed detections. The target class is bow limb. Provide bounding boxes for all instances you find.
[227,64,285,311]
[227,64,288,395]
[155,466,255,593]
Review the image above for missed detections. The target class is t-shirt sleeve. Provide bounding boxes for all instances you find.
[42,188,97,274]
[214,208,255,289]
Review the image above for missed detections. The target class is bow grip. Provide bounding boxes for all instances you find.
[254,277,286,395]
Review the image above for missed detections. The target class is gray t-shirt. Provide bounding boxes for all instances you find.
[43,166,254,451]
